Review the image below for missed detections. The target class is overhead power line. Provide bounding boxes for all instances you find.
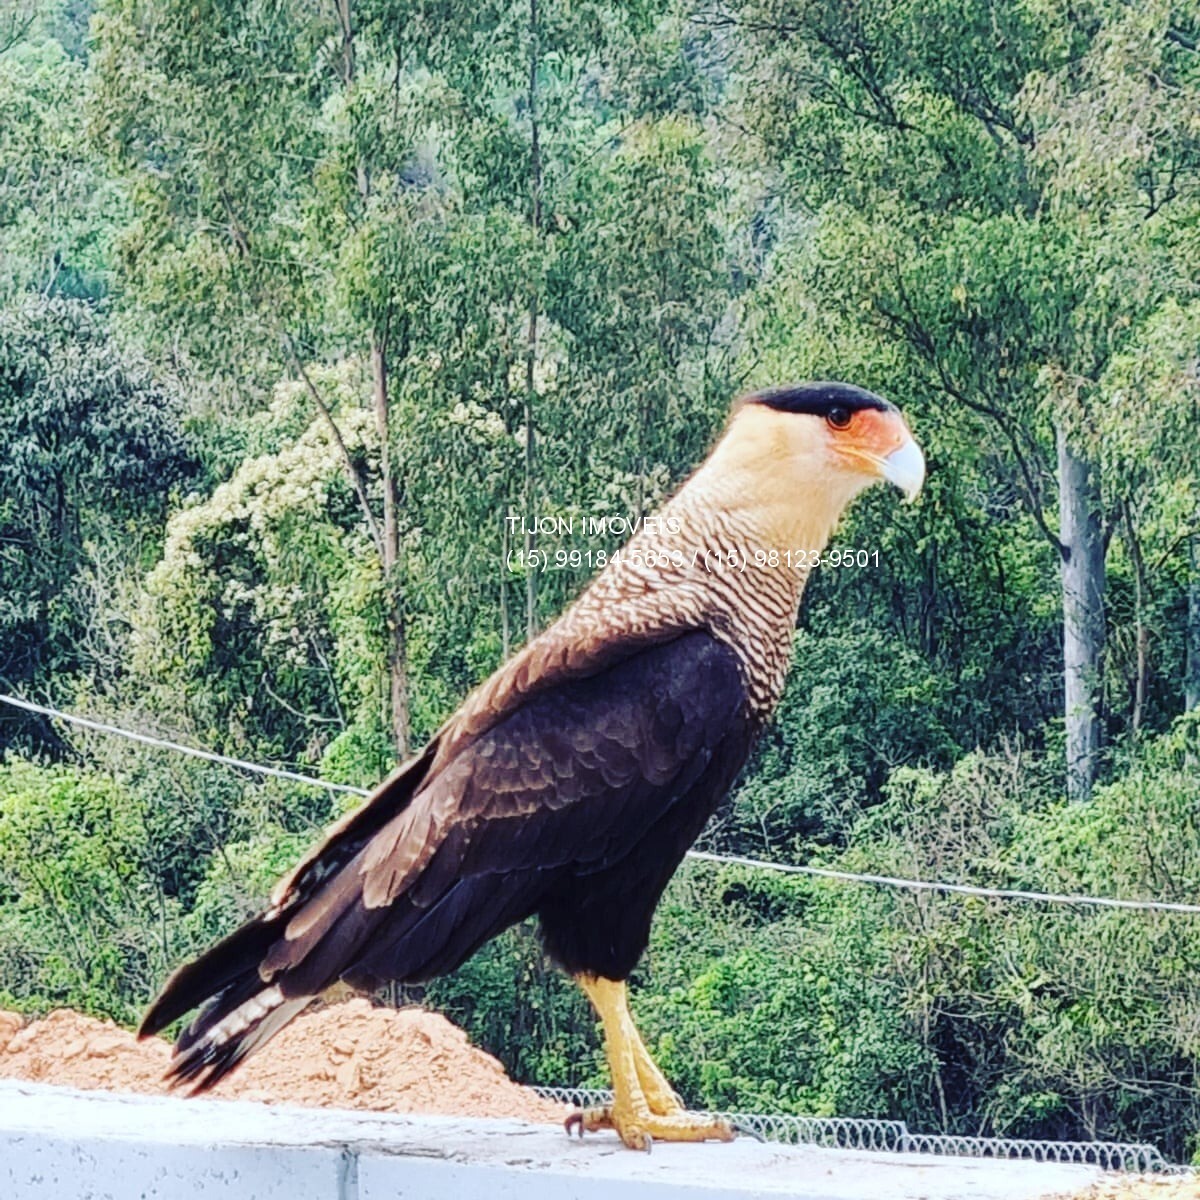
[4,691,1200,916]
[683,851,1200,916]
[0,693,370,796]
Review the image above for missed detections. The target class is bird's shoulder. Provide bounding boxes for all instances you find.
[431,603,706,768]
[270,616,735,915]
[355,630,749,907]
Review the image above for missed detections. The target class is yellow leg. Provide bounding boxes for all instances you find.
[628,1016,684,1115]
[568,974,734,1150]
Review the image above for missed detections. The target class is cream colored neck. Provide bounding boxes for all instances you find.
[559,404,871,717]
[686,403,868,554]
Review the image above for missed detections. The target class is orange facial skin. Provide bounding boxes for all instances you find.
[825,406,915,479]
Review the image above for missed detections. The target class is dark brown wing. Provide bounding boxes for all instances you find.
[139,612,688,1046]
[137,738,441,1040]
[146,631,751,1090]
[317,630,753,990]
[263,613,694,920]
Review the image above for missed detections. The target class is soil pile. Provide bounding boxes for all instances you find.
[0,999,565,1124]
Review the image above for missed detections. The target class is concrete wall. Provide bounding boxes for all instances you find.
[1,1080,1104,1200]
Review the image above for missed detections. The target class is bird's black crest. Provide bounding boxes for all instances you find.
[745,381,894,416]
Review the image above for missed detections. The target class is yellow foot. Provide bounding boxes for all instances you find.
[564,1104,735,1151]
[571,974,733,1151]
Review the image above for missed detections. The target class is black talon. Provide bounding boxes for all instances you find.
[729,1119,762,1142]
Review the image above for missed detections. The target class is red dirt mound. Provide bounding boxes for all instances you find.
[0,999,565,1124]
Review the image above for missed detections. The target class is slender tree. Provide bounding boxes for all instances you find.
[717,0,1199,796]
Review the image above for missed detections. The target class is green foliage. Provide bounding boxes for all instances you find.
[0,758,166,1022]
[185,825,317,947]
[638,869,933,1116]
[730,622,959,848]
[0,37,123,299]
[547,114,734,509]
[89,0,325,402]
[134,370,378,759]
[424,924,599,1087]
[0,295,195,739]
[839,738,1200,1159]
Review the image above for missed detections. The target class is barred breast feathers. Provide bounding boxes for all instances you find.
[539,408,859,720]
[437,403,867,753]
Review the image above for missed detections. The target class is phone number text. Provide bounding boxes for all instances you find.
[505,547,881,573]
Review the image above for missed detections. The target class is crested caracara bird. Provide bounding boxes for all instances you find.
[139,381,924,1150]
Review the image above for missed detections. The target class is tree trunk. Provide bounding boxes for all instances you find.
[337,0,406,759]
[522,0,541,642]
[524,309,538,642]
[1058,425,1105,801]
[373,332,408,759]
[1123,500,1149,736]
[500,504,511,659]
[1187,531,1200,712]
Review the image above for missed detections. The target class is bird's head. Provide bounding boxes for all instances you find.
[703,381,925,548]
[738,381,924,502]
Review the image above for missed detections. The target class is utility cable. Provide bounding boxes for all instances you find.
[6,691,1200,914]
[0,693,370,796]
[683,850,1200,915]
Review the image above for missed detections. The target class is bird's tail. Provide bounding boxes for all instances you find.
[138,740,441,1092]
[137,911,315,1092]
[169,984,311,1092]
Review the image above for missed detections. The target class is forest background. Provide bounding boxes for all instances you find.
[1,0,1199,1164]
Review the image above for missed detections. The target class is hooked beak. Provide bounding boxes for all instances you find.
[881,437,925,503]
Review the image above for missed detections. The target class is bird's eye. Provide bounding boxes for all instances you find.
[826,406,852,430]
